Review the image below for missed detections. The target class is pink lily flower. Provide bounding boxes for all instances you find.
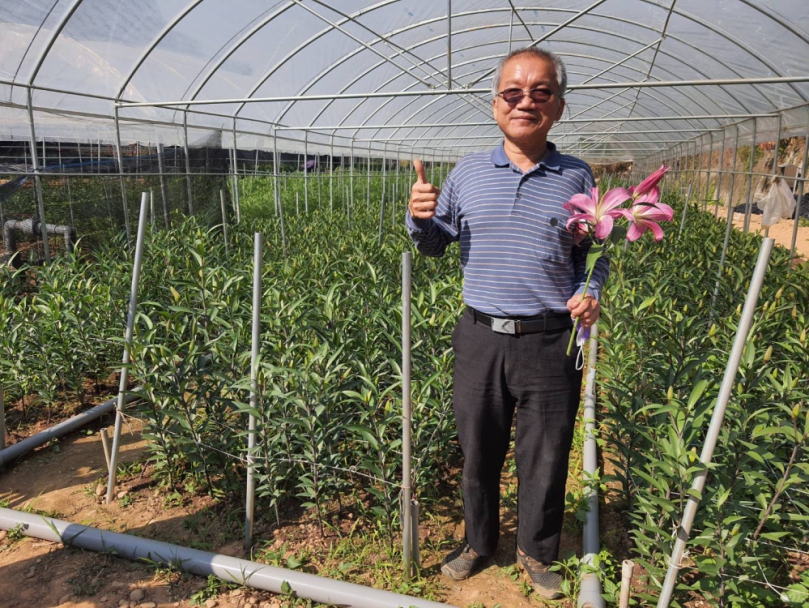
[616,193,674,241]
[564,186,631,240]
[629,165,670,198]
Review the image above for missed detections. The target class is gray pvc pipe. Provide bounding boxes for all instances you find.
[578,324,605,608]
[657,238,774,608]
[3,218,77,256]
[0,508,453,608]
[0,392,139,468]
[244,233,262,550]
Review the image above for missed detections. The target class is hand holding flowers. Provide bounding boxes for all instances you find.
[564,166,673,355]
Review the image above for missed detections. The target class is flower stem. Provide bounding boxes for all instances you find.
[566,256,599,356]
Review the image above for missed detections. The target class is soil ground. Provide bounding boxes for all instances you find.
[0,404,615,608]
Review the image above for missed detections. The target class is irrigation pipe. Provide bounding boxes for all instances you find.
[0,392,140,468]
[0,507,454,608]
[107,193,149,505]
[577,323,605,608]
[657,238,774,608]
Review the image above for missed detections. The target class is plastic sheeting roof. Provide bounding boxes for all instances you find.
[1,0,808,161]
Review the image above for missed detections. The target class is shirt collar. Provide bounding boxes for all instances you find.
[490,141,562,173]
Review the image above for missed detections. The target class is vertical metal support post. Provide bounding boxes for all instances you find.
[711,126,740,312]
[183,111,194,216]
[304,131,309,214]
[789,111,809,258]
[113,107,132,242]
[765,114,783,238]
[273,128,280,217]
[446,0,452,89]
[26,88,51,262]
[0,384,5,451]
[220,190,229,254]
[743,119,758,233]
[245,232,263,551]
[678,183,692,236]
[715,133,727,217]
[658,239,774,608]
[106,193,149,504]
[232,120,241,224]
[349,139,355,222]
[367,142,372,211]
[378,143,387,246]
[157,143,169,229]
[703,133,713,211]
[329,136,334,214]
[402,251,414,580]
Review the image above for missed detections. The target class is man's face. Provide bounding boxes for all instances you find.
[492,54,565,146]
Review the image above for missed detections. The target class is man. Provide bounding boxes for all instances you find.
[406,47,607,599]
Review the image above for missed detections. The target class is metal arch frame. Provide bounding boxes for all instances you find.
[357,56,727,150]
[15,1,809,166]
[213,6,758,130]
[282,0,493,120]
[266,16,773,143]
[274,33,732,149]
[634,0,807,104]
[27,0,85,85]
[22,1,805,120]
[114,0,206,101]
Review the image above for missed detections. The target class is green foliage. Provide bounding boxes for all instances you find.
[599,189,809,605]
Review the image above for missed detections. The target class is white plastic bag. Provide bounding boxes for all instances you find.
[757,177,796,227]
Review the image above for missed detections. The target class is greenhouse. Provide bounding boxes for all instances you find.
[0,1,808,606]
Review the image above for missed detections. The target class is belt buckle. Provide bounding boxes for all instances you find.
[491,318,516,334]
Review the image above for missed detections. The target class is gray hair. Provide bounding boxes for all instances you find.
[491,47,567,99]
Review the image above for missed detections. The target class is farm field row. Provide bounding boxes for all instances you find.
[0,178,807,605]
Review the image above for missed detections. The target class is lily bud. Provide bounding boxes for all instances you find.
[776,286,783,300]
[667,386,674,402]
[801,328,807,345]
[763,346,773,363]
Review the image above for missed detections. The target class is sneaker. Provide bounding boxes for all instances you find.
[440,542,489,580]
[516,549,564,599]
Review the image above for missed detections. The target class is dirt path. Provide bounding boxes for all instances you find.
[708,204,809,259]
[0,410,595,608]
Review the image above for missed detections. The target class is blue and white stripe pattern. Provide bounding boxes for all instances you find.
[406,141,609,317]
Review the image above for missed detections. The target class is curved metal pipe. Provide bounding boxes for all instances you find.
[0,508,454,608]
[0,393,139,468]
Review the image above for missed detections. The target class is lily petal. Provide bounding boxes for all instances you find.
[566,193,597,215]
[633,165,670,197]
[594,214,614,240]
[601,187,632,212]
[626,222,646,242]
[642,219,665,241]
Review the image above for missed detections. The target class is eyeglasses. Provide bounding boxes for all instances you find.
[497,87,559,105]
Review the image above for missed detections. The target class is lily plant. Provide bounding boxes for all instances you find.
[564,166,673,355]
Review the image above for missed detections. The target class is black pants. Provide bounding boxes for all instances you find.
[452,307,582,565]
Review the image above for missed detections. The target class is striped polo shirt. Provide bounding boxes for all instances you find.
[406,141,609,317]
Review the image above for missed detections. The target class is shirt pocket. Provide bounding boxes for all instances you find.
[534,211,574,265]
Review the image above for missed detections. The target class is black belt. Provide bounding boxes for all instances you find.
[469,307,573,335]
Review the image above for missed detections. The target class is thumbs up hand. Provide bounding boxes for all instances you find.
[409,159,441,220]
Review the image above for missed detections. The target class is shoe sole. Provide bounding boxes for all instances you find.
[440,562,472,581]
[516,551,563,600]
